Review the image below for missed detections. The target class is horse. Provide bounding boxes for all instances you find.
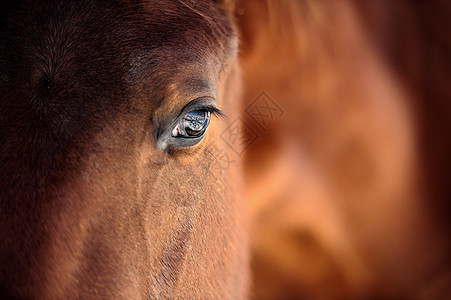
[1,0,451,299]
[235,0,451,299]
[0,0,248,298]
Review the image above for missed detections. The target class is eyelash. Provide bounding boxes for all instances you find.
[201,106,223,119]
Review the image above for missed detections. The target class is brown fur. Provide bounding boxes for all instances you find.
[1,0,450,299]
[0,0,248,298]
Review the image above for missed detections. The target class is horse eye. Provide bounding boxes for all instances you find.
[156,99,222,151]
[172,110,211,138]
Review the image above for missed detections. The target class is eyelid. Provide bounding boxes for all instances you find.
[177,98,224,120]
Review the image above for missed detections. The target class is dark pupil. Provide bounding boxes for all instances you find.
[184,110,210,136]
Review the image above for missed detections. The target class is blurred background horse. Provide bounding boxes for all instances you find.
[235,0,451,299]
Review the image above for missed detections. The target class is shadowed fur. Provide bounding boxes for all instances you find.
[0,0,248,298]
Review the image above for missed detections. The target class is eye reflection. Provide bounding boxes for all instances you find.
[172,109,211,138]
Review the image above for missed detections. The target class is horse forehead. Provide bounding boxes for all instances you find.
[1,0,233,124]
[2,0,231,78]
[127,1,235,87]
